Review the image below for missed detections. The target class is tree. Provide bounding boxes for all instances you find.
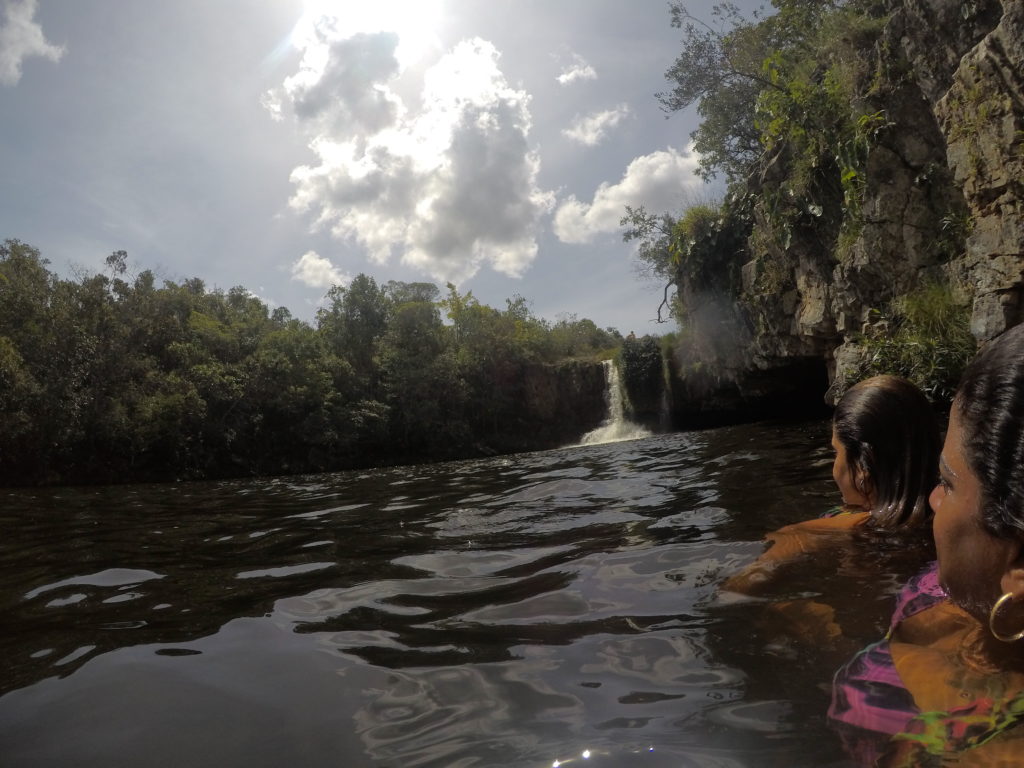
[658,2,773,181]
[0,335,41,476]
[549,314,621,358]
[104,249,128,276]
[0,242,624,485]
[317,274,391,397]
[619,334,664,420]
[385,280,440,306]
[0,240,55,369]
[658,1,850,182]
[622,205,677,283]
[378,299,465,455]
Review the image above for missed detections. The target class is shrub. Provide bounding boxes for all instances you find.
[842,281,976,403]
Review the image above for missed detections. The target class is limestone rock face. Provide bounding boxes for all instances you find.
[895,0,1002,103]
[719,0,1023,405]
[933,0,1024,340]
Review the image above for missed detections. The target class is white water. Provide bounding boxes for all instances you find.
[579,360,653,445]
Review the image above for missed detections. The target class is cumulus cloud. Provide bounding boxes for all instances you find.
[556,53,596,85]
[281,30,402,134]
[0,0,64,86]
[553,146,703,244]
[273,28,554,284]
[563,105,630,146]
[290,250,351,289]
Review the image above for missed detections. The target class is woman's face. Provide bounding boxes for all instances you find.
[831,429,871,509]
[930,408,1015,617]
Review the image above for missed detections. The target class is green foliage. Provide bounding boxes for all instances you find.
[0,239,621,485]
[650,0,899,338]
[622,192,753,329]
[937,209,974,261]
[748,6,888,274]
[621,205,678,286]
[668,193,755,308]
[659,1,869,183]
[658,0,889,261]
[316,274,390,381]
[658,2,777,181]
[619,334,664,417]
[842,281,976,403]
[548,315,622,359]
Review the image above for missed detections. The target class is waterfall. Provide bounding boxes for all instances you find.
[659,387,672,431]
[578,360,652,445]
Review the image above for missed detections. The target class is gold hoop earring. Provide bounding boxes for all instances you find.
[989,593,1024,643]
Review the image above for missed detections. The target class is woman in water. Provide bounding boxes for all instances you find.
[831,323,1024,764]
[724,374,941,596]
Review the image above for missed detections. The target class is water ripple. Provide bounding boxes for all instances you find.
[0,419,866,767]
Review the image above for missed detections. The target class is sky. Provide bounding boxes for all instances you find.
[0,0,743,335]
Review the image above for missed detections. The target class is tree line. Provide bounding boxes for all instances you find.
[0,239,623,486]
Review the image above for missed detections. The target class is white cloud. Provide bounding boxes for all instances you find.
[563,105,630,146]
[274,29,554,285]
[553,146,703,244]
[556,53,596,85]
[282,30,403,134]
[290,250,351,289]
[0,0,64,86]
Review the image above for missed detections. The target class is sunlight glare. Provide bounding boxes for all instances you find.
[291,0,443,69]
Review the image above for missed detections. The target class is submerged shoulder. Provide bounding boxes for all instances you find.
[776,509,870,535]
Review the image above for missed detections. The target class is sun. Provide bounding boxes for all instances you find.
[290,0,443,70]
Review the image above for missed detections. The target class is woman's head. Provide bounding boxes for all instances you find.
[832,375,940,528]
[932,323,1024,620]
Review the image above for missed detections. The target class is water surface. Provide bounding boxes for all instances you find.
[2,420,909,767]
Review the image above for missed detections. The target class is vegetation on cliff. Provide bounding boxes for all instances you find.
[838,282,976,402]
[630,0,1001,408]
[0,239,618,486]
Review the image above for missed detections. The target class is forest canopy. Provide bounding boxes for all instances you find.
[0,239,623,485]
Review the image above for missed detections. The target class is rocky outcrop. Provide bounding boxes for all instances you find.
[666,353,830,428]
[691,0,1023,408]
[934,0,1024,340]
[515,360,607,447]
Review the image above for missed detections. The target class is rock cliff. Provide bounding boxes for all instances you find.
[508,360,607,449]
[672,0,1023,417]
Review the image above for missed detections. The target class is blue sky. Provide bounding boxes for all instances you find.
[0,0,747,334]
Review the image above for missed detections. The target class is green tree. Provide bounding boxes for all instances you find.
[379,299,465,455]
[619,334,664,420]
[0,241,625,485]
[658,2,776,181]
[317,274,390,395]
[385,280,440,306]
[658,1,857,183]
[549,314,622,358]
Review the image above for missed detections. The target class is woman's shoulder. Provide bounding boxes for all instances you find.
[775,508,870,534]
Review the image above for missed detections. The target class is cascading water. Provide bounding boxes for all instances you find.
[579,360,652,445]
[659,387,673,431]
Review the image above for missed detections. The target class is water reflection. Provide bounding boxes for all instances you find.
[1,420,867,767]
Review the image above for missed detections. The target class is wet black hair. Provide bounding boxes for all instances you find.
[833,374,941,529]
[955,322,1024,540]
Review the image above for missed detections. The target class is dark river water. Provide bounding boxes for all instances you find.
[1,420,923,767]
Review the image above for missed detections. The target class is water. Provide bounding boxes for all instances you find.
[0,420,915,767]
[579,361,651,445]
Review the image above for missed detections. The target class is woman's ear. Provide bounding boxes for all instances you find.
[1000,539,1024,598]
[854,463,874,498]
